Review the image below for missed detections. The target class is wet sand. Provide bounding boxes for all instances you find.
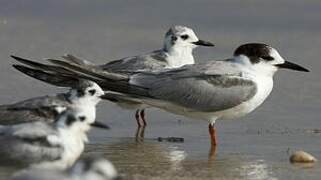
[0,0,321,179]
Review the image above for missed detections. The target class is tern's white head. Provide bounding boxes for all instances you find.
[35,109,109,170]
[69,157,120,180]
[233,43,309,76]
[163,25,214,51]
[55,108,109,134]
[68,80,104,105]
[162,25,214,68]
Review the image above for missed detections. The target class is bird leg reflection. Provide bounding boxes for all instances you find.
[135,126,146,143]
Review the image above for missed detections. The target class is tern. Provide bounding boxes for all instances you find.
[0,80,104,125]
[11,25,214,128]
[15,43,309,148]
[11,157,120,180]
[0,108,109,169]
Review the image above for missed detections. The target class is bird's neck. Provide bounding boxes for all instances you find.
[71,97,99,107]
[164,46,195,68]
[58,127,88,167]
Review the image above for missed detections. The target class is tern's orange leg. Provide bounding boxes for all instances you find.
[208,123,217,161]
[135,110,146,142]
[135,110,142,127]
[140,109,147,127]
[208,123,217,146]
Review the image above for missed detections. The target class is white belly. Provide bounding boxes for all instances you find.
[216,76,274,120]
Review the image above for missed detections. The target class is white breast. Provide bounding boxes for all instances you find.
[57,128,86,168]
[166,55,194,68]
[215,75,274,120]
[31,129,86,170]
[165,48,195,68]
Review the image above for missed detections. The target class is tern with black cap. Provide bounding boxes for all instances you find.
[30,43,309,152]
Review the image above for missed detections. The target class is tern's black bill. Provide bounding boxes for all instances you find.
[276,61,309,72]
[91,121,110,130]
[192,40,214,47]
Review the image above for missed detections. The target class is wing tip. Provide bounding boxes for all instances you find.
[10,55,21,60]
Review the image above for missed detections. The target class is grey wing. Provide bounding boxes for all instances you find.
[6,121,57,138]
[0,123,63,164]
[0,137,63,165]
[11,55,88,88]
[8,94,69,109]
[148,75,257,112]
[0,95,69,125]
[100,50,169,73]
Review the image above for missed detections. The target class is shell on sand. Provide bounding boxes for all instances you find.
[290,151,317,163]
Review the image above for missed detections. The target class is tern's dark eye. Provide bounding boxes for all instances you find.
[66,115,76,126]
[88,89,96,96]
[171,36,178,41]
[180,35,189,40]
[261,56,274,61]
[79,116,86,122]
[77,89,85,97]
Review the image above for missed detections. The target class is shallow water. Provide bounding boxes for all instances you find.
[0,0,321,179]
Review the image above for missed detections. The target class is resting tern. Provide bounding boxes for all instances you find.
[0,108,109,169]
[0,80,104,125]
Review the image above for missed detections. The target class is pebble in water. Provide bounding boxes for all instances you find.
[290,151,317,163]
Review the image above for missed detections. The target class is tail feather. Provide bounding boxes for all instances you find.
[48,59,154,97]
[48,59,128,81]
[61,54,94,65]
[11,55,74,75]
[13,65,83,88]
[12,55,151,98]
[12,64,148,96]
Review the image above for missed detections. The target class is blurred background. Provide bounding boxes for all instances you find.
[0,1,321,179]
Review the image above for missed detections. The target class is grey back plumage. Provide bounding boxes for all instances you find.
[0,94,70,125]
[100,50,168,73]
[128,60,257,112]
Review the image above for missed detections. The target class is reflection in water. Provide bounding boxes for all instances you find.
[85,138,277,180]
[135,126,145,142]
[1,0,321,179]
[238,160,278,180]
[167,145,187,171]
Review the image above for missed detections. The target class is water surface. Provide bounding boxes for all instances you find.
[0,0,321,179]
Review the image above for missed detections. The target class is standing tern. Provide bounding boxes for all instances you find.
[10,25,214,129]
[20,43,309,149]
